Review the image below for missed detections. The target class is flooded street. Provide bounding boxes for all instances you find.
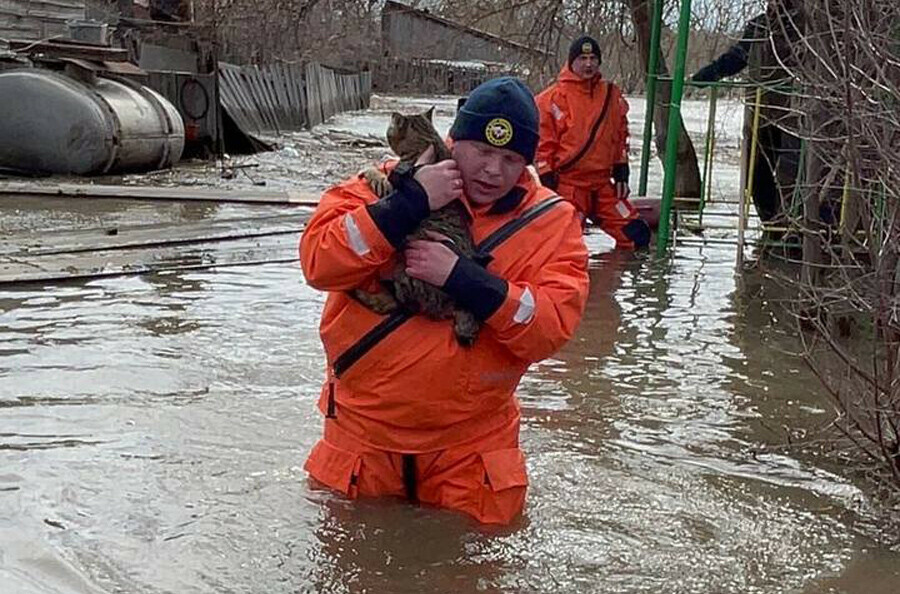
[2,95,899,593]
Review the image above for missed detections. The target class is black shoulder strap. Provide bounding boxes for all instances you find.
[475,196,565,255]
[557,84,614,173]
[331,196,564,378]
[333,308,410,378]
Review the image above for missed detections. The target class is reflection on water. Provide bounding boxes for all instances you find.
[1,240,900,593]
[302,496,519,593]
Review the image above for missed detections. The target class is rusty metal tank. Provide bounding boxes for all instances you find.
[0,68,184,175]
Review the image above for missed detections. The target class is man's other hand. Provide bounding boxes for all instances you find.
[404,234,460,287]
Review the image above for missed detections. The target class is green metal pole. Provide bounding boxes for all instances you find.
[638,0,664,197]
[655,0,693,257]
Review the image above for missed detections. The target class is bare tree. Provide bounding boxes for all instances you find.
[194,0,380,67]
[772,0,900,499]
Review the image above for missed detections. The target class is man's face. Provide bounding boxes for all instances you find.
[571,53,600,79]
[451,140,527,206]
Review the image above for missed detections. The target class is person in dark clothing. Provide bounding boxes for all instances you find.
[691,3,802,227]
[692,14,768,84]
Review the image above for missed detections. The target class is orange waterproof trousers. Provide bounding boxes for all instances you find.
[305,415,528,525]
[557,181,649,249]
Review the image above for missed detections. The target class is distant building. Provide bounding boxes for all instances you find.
[0,0,85,41]
[381,0,547,68]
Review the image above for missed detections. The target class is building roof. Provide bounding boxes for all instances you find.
[383,0,550,58]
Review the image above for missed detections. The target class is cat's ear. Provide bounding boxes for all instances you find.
[391,111,403,124]
[425,106,435,122]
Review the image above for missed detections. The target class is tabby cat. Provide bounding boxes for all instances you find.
[354,107,480,346]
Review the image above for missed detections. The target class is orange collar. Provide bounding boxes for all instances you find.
[558,64,604,87]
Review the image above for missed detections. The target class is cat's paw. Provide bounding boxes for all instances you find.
[351,288,399,314]
[453,309,480,347]
[363,168,393,198]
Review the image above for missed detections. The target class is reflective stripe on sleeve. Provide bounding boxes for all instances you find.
[344,213,371,256]
[513,287,535,324]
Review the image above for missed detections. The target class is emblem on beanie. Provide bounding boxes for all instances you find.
[484,118,513,147]
[581,41,593,54]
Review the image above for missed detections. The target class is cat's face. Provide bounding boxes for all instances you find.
[386,112,407,144]
[386,107,436,160]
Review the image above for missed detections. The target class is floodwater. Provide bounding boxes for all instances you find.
[2,95,900,593]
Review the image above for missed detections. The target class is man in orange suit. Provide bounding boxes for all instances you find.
[300,77,589,524]
[536,36,651,249]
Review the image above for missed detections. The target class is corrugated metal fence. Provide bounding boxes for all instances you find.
[218,61,371,138]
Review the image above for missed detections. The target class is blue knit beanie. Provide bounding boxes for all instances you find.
[449,77,539,163]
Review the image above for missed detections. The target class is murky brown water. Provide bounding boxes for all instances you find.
[2,221,899,593]
[3,93,900,593]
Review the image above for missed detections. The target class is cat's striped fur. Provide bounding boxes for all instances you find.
[355,107,480,346]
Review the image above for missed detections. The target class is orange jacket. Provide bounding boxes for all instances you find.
[535,66,630,188]
[299,164,589,453]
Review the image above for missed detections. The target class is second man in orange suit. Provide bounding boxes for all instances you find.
[536,36,651,249]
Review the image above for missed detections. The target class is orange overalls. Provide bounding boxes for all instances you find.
[299,164,589,524]
[536,66,650,249]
